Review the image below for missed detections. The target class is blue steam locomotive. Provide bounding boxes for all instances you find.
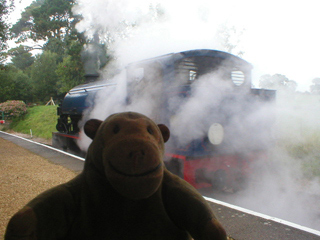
[53,49,275,191]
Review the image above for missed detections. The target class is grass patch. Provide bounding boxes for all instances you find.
[278,134,320,180]
[10,105,58,139]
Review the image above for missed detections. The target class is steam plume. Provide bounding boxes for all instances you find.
[73,0,320,231]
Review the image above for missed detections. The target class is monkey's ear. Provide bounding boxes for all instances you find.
[158,124,170,143]
[84,119,103,140]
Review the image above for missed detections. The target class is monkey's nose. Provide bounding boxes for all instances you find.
[129,150,145,161]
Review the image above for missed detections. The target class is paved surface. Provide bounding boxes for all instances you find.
[207,199,320,240]
[1,131,320,240]
[0,131,84,172]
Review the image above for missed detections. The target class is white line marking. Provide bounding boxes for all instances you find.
[204,196,320,236]
[0,131,85,161]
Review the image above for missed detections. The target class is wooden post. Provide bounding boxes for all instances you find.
[46,97,55,106]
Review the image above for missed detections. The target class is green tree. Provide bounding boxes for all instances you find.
[9,0,100,94]
[10,0,85,61]
[10,0,112,96]
[66,39,84,61]
[310,78,320,94]
[7,45,35,70]
[43,37,65,60]
[56,55,85,93]
[0,0,15,63]
[259,73,297,92]
[9,68,33,102]
[11,0,80,42]
[0,65,16,102]
[0,64,32,102]
[217,23,245,57]
[30,51,59,102]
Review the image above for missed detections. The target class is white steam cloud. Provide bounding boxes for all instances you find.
[73,0,227,65]
[226,93,320,230]
[73,0,320,232]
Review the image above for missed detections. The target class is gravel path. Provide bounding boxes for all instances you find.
[0,137,77,239]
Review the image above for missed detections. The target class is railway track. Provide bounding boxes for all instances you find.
[1,130,320,240]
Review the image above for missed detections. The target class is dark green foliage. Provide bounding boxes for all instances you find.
[10,0,79,42]
[32,0,74,39]
[0,0,15,63]
[0,0,14,46]
[10,0,42,42]
[43,38,66,61]
[9,68,33,102]
[0,65,16,102]
[30,51,59,102]
[0,0,8,49]
[0,65,33,102]
[4,0,111,104]
[56,55,85,93]
[7,45,35,70]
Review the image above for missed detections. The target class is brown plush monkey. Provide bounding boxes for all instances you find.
[5,112,227,240]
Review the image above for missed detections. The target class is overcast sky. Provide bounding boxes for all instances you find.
[9,0,320,92]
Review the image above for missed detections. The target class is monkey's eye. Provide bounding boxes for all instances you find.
[113,125,120,134]
[147,126,154,135]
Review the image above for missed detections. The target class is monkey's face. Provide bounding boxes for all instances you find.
[84,112,170,200]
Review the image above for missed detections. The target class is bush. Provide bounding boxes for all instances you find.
[0,100,27,118]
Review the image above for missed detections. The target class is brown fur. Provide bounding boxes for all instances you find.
[5,112,227,240]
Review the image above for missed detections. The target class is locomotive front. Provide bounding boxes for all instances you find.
[162,50,275,191]
[53,74,116,155]
[53,49,275,191]
[125,49,275,191]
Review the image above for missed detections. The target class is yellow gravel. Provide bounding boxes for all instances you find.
[0,137,77,239]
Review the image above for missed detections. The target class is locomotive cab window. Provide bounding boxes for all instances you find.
[231,69,245,86]
[175,58,198,85]
[189,70,197,81]
[174,56,246,86]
